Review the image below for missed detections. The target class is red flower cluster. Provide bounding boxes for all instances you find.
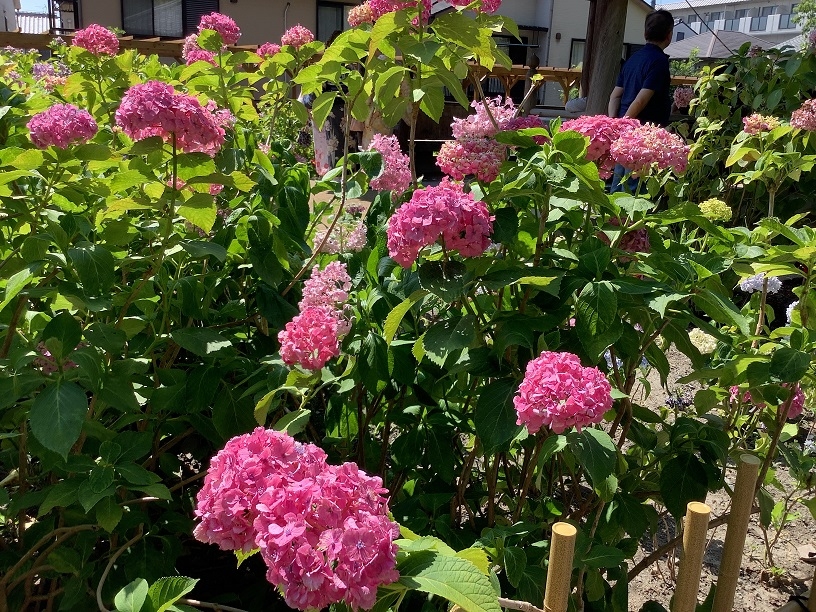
[386,178,493,267]
[561,115,641,179]
[257,42,281,58]
[194,428,399,611]
[115,81,226,156]
[72,24,119,56]
[28,103,98,149]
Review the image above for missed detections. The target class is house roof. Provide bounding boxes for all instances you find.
[777,32,806,48]
[660,0,749,11]
[665,28,774,57]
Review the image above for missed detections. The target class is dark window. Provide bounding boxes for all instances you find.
[122,0,217,38]
[317,1,354,42]
[569,38,585,69]
[676,31,685,40]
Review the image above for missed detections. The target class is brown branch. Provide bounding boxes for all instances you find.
[96,526,144,612]
[497,597,544,612]
[178,599,249,612]
[1,525,96,589]
[0,295,26,358]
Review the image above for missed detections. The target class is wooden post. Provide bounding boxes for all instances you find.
[584,0,629,115]
[543,522,577,612]
[673,501,711,612]
[712,455,761,612]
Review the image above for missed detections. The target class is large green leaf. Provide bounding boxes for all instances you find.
[383,290,427,344]
[398,550,502,612]
[30,380,88,459]
[474,378,523,455]
[41,311,82,360]
[570,428,618,501]
[148,576,198,612]
[659,453,709,520]
[424,315,477,364]
[114,578,149,612]
[171,328,232,357]
[693,289,750,335]
[769,348,811,382]
[67,243,115,296]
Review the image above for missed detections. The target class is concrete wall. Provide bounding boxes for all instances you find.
[79,0,318,45]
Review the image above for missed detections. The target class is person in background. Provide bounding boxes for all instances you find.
[608,9,674,192]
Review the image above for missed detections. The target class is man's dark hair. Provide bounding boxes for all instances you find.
[645,9,674,42]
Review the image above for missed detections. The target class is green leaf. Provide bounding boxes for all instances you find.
[95,496,123,532]
[68,243,116,296]
[111,169,152,193]
[693,289,750,335]
[397,550,502,612]
[41,311,82,360]
[181,240,227,263]
[9,148,44,170]
[117,462,161,486]
[235,548,259,568]
[424,315,476,363]
[273,409,311,435]
[38,478,82,516]
[171,328,232,357]
[114,578,149,612]
[30,381,88,459]
[769,348,811,382]
[213,387,256,440]
[660,453,708,520]
[475,378,523,455]
[571,428,618,501]
[148,576,199,612]
[384,290,427,345]
[503,546,527,588]
[178,194,217,233]
[312,91,339,132]
[456,548,491,575]
[582,545,626,568]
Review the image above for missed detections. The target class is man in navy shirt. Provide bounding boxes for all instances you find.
[608,9,674,191]
[608,9,674,126]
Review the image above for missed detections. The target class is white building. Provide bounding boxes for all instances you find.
[662,0,802,45]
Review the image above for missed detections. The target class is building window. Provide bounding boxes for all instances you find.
[317,1,356,42]
[122,0,218,38]
[676,31,685,40]
[779,3,797,28]
[687,14,698,22]
[569,39,585,69]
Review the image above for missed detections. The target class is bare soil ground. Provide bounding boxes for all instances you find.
[628,349,816,611]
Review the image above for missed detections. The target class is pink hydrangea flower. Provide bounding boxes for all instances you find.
[503,115,548,144]
[369,0,432,22]
[514,351,612,434]
[791,99,816,131]
[182,33,200,60]
[278,307,342,370]
[729,383,804,419]
[673,87,694,109]
[34,341,79,375]
[447,0,501,11]
[436,136,505,183]
[166,177,187,191]
[28,103,98,149]
[32,61,69,92]
[281,25,315,49]
[451,97,518,140]
[209,183,224,196]
[72,24,119,56]
[348,2,374,25]
[115,81,226,156]
[386,178,493,267]
[186,47,217,66]
[300,261,352,312]
[601,217,650,262]
[742,113,780,134]
[257,42,281,58]
[367,134,411,193]
[198,12,241,45]
[561,115,640,179]
[609,123,689,177]
[313,221,367,254]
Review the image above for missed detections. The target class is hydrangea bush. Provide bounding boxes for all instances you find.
[0,8,815,612]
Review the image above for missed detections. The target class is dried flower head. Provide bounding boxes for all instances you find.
[673,87,694,109]
[791,99,816,131]
[742,113,780,134]
[348,2,374,26]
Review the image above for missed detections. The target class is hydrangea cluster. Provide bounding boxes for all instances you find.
[281,25,315,49]
[688,328,717,354]
[607,217,650,260]
[313,221,368,254]
[610,123,689,176]
[257,42,281,58]
[34,342,79,375]
[742,113,780,134]
[787,300,799,325]
[182,34,200,60]
[728,384,805,419]
[386,178,493,267]
[367,134,411,193]
[791,99,816,131]
[186,47,217,66]
[72,24,119,56]
[698,198,732,221]
[369,0,432,23]
[32,61,69,91]
[198,12,241,45]
[278,307,343,370]
[28,104,98,149]
[348,2,374,26]
[561,115,641,179]
[673,87,694,109]
[115,81,226,156]
[194,428,399,610]
[513,351,612,434]
[300,261,352,314]
[451,97,517,139]
[739,272,782,294]
[437,136,505,182]
[810,29,816,48]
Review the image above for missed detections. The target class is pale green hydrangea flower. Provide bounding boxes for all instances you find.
[698,198,732,222]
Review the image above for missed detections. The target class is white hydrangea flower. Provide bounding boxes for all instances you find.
[689,328,717,354]
[787,300,799,325]
[739,272,782,294]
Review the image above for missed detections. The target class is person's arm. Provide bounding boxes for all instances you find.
[608,86,624,117]
[624,88,655,119]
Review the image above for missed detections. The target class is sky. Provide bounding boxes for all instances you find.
[20,0,48,11]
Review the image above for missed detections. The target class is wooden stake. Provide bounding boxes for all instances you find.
[673,501,711,612]
[543,522,577,612]
[712,455,761,612]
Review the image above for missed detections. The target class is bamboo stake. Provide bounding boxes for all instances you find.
[543,522,577,612]
[712,455,761,612]
[673,502,711,612]
[811,571,816,612]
